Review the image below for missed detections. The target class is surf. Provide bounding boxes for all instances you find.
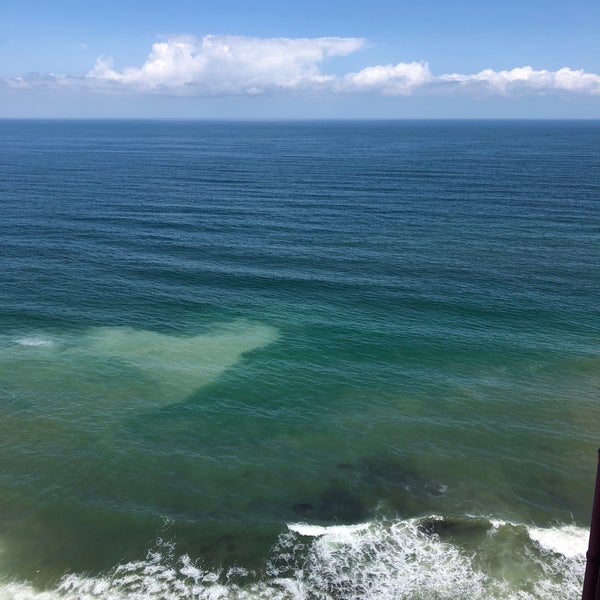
[0,516,586,599]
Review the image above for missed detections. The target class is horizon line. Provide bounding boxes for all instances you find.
[2,117,600,122]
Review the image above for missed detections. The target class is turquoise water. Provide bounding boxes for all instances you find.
[0,120,599,598]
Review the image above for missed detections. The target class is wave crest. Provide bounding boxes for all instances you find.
[0,516,587,599]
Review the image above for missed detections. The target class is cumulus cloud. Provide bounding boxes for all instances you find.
[441,66,600,95]
[5,34,600,98]
[341,61,432,95]
[88,35,365,94]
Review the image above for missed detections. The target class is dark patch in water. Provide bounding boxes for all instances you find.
[316,486,366,523]
[363,457,426,491]
[418,517,492,540]
[364,455,448,492]
[292,502,314,515]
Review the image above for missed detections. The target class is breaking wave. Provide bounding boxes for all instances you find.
[12,337,54,348]
[0,515,586,599]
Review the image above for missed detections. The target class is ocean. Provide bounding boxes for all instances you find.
[0,119,599,598]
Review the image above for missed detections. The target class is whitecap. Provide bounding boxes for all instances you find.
[527,523,587,558]
[286,522,370,537]
[13,337,53,348]
[0,516,587,599]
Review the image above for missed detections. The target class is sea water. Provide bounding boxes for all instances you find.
[0,120,599,598]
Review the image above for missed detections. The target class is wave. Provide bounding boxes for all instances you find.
[12,337,54,348]
[0,515,586,599]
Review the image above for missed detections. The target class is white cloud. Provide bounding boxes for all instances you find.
[341,62,432,95]
[441,66,600,95]
[88,35,366,94]
[553,67,600,94]
[5,34,600,99]
[5,72,68,89]
[6,76,32,89]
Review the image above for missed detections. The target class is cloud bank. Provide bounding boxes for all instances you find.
[441,66,600,95]
[6,34,600,97]
[87,35,364,94]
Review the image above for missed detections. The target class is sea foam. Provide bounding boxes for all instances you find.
[13,337,54,348]
[0,517,586,600]
[527,523,587,559]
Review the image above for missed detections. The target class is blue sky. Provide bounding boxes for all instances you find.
[1,0,599,118]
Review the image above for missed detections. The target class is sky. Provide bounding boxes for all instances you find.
[1,0,599,119]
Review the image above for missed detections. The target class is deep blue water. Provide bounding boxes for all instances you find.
[0,120,599,598]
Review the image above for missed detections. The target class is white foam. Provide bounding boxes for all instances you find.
[275,516,586,599]
[527,524,588,558]
[489,518,508,529]
[13,337,53,348]
[287,522,370,537]
[0,517,587,599]
[487,517,588,559]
